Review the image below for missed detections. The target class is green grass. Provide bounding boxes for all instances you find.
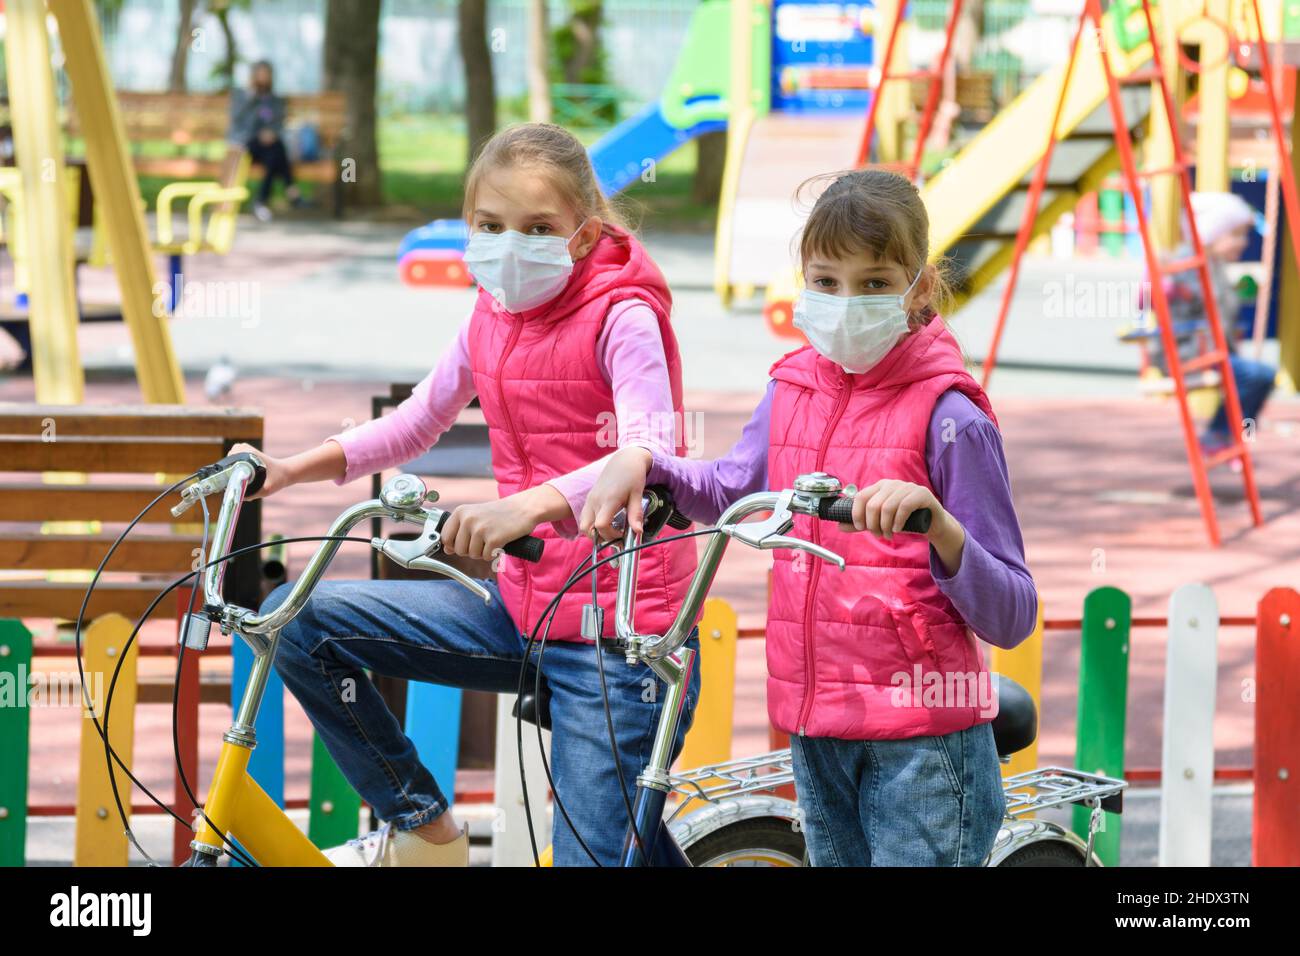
[123,113,719,231]
[377,114,716,231]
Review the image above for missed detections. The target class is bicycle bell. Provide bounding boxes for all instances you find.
[380,473,435,510]
[793,472,843,497]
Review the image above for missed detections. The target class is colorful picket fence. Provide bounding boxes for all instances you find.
[3,587,1298,867]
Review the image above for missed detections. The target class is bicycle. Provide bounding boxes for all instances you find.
[91,453,1124,866]
[576,470,1128,866]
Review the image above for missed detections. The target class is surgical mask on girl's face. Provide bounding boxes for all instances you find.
[463,223,586,313]
[792,268,923,373]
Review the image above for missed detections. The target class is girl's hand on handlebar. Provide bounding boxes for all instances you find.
[441,490,552,563]
[579,447,653,541]
[228,442,289,500]
[846,479,949,543]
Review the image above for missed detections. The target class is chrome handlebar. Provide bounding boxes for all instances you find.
[613,472,850,663]
[177,464,494,651]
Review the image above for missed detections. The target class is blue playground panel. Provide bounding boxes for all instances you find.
[591,102,726,196]
[770,0,876,114]
[404,682,463,802]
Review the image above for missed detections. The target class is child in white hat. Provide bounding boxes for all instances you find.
[1163,191,1276,455]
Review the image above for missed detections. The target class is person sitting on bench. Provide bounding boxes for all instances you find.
[228,60,304,221]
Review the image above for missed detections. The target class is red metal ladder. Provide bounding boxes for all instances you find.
[980,0,1268,547]
[856,0,965,177]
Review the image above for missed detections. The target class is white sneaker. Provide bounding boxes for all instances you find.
[324,822,469,867]
[253,202,273,223]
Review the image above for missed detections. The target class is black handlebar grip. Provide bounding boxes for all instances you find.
[432,510,545,563]
[501,534,545,563]
[817,495,931,535]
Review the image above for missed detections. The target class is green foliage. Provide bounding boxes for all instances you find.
[549,2,614,125]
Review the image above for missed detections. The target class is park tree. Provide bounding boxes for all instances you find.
[324,0,383,207]
[459,0,497,165]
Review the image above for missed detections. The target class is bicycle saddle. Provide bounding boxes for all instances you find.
[990,673,1037,758]
[513,680,553,732]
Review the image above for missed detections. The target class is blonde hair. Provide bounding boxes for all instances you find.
[462,123,626,231]
[797,167,951,321]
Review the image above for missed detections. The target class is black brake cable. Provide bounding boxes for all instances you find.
[591,535,651,867]
[86,517,372,866]
[514,524,723,866]
[99,532,375,866]
[515,553,602,866]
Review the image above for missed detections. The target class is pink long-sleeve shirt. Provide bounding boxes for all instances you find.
[326,299,674,536]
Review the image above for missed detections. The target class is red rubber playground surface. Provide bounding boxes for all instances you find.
[6,371,1297,807]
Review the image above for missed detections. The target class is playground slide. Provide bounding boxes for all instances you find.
[590,102,724,197]
[724,113,864,292]
[759,4,1213,334]
[920,15,1165,306]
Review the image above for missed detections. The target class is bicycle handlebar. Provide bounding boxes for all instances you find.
[177,459,543,643]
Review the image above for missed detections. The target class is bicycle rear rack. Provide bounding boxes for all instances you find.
[668,754,1127,818]
[1002,766,1127,817]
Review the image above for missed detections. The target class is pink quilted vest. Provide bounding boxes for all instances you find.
[467,226,698,642]
[766,317,999,739]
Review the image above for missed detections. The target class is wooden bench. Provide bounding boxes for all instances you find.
[0,403,265,703]
[68,90,350,215]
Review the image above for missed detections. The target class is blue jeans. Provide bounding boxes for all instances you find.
[790,722,1005,866]
[1207,353,1276,439]
[262,578,700,866]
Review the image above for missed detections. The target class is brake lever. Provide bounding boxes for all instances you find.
[721,490,846,570]
[752,534,847,571]
[724,489,796,548]
[371,509,492,604]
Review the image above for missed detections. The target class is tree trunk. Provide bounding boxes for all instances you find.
[322,0,383,207]
[212,1,238,90]
[168,0,198,93]
[526,0,551,122]
[691,130,727,205]
[459,0,497,165]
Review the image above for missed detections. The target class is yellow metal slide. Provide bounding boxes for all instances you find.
[760,2,1213,329]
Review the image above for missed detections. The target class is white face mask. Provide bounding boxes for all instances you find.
[793,268,923,373]
[463,223,586,313]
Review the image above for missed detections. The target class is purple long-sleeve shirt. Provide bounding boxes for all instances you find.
[647,382,1038,649]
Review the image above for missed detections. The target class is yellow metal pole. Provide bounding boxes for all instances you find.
[49,0,185,404]
[1193,0,1231,191]
[1146,1,1186,251]
[4,0,84,404]
[714,0,762,305]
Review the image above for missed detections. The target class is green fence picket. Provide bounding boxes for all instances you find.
[307,731,363,848]
[0,620,33,867]
[1072,586,1131,865]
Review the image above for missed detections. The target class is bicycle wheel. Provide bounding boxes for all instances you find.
[682,817,807,867]
[996,838,1086,867]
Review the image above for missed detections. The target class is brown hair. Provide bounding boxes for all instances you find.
[797,167,949,321]
[462,123,626,232]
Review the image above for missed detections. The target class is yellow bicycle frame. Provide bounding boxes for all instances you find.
[192,739,331,866]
